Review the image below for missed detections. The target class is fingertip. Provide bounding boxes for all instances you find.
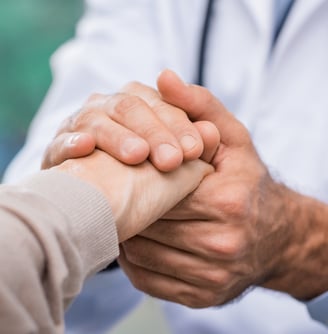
[66,133,96,155]
[180,134,204,161]
[156,68,172,85]
[120,137,150,165]
[196,121,221,143]
[41,133,96,169]
[194,121,221,163]
[157,69,188,95]
[151,143,183,172]
[67,132,95,146]
[158,68,186,83]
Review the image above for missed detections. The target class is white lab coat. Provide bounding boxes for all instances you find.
[4,0,328,333]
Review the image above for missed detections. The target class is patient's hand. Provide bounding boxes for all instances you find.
[54,149,214,242]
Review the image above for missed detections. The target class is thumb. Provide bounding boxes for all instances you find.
[41,132,96,169]
[157,69,249,146]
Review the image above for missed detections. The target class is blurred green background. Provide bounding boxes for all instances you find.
[0,0,83,179]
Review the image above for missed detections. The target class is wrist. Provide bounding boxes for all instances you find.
[254,180,294,288]
[261,185,328,300]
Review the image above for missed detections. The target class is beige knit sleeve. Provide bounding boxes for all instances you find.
[0,170,119,333]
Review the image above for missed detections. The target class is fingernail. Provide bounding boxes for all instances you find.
[67,133,82,146]
[157,143,180,162]
[180,135,197,151]
[175,73,189,87]
[158,69,189,86]
[121,137,145,155]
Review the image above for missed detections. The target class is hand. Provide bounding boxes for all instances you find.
[54,149,214,242]
[42,81,220,172]
[118,70,295,307]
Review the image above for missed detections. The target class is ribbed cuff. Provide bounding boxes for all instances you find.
[21,170,119,275]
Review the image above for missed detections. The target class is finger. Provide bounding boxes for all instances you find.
[118,247,217,308]
[140,219,249,263]
[122,236,230,289]
[159,172,222,221]
[58,106,151,166]
[41,132,96,169]
[113,159,213,242]
[157,69,250,147]
[193,121,220,163]
[104,92,184,172]
[121,82,204,161]
[140,220,220,258]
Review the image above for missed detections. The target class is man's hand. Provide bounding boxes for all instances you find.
[54,149,214,242]
[42,81,220,172]
[118,70,301,307]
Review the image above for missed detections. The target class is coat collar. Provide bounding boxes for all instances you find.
[240,0,327,62]
[240,0,273,37]
[277,0,326,48]
[241,0,327,37]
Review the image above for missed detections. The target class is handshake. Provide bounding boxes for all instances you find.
[45,69,323,308]
[48,69,220,244]
[3,72,327,333]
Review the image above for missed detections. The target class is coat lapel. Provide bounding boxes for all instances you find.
[272,0,327,62]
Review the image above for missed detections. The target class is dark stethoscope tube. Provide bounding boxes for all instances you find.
[196,0,215,86]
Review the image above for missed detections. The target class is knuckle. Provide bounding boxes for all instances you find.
[112,94,146,118]
[174,122,196,138]
[122,81,158,100]
[142,123,163,139]
[201,269,231,288]
[124,241,159,270]
[124,252,140,267]
[61,109,93,132]
[130,275,146,291]
[191,233,214,255]
[76,111,103,135]
[199,291,220,308]
[206,232,246,260]
[88,116,105,134]
[122,241,140,264]
[153,100,178,116]
[130,274,166,297]
[198,86,214,107]
[224,237,244,258]
[181,289,218,309]
[122,81,143,92]
[86,92,105,103]
[217,187,250,219]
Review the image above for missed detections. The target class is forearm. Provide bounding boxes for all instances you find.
[262,182,328,300]
[0,170,118,333]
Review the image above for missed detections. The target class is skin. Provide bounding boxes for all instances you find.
[43,70,328,307]
[42,80,220,171]
[119,71,328,306]
[54,149,214,243]
[42,72,220,243]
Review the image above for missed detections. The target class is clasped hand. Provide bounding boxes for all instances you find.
[44,70,292,307]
